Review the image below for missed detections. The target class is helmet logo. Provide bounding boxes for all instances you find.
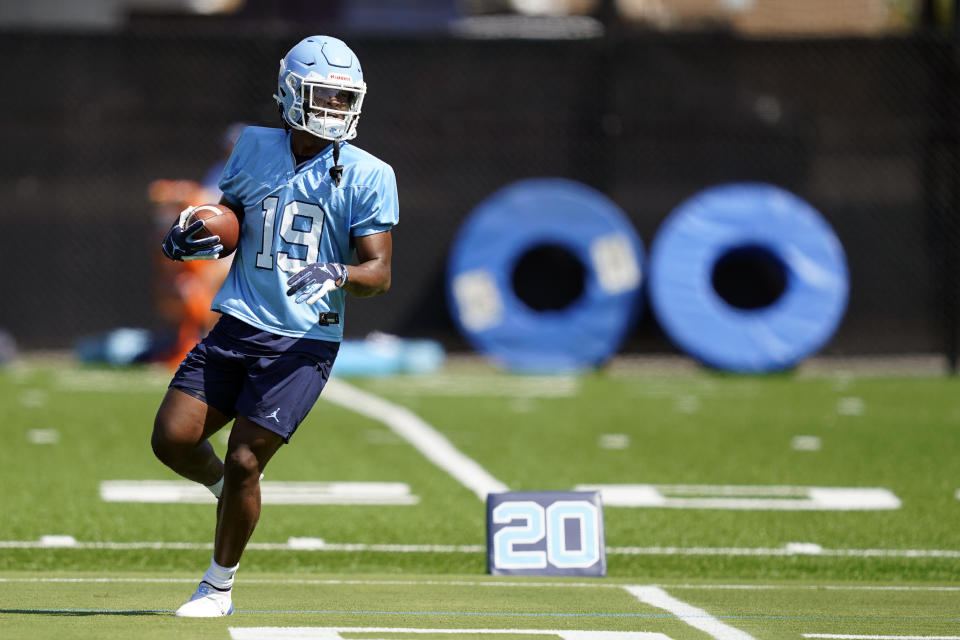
[328,72,352,83]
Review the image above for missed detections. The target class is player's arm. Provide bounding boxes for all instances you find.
[285,230,392,304]
[344,230,391,298]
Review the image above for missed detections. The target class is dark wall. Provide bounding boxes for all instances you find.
[0,29,955,356]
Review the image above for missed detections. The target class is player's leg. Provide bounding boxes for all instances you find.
[215,414,285,565]
[175,414,284,618]
[151,387,232,487]
[176,332,338,617]
[157,389,240,618]
[213,345,337,562]
[153,315,245,493]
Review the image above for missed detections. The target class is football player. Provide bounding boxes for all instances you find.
[151,35,398,617]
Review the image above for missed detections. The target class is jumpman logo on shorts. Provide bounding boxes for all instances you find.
[265,408,281,423]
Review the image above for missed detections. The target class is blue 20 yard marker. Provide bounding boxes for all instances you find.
[486,491,606,576]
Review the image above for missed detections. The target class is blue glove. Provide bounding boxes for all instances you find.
[286,262,348,304]
[161,206,223,261]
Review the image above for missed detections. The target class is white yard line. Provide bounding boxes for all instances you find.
[804,636,960,639]
[229,628,670,640]
[625,585,756,640]
[1,576,958,595]
[99,480,419,505]
[369,375,581,398]
[1,537,958,559]
[661,584,960,592]
[323,378,509,500]
[575,484,901,511]
[610,546,960,558]
[0,539,481,552]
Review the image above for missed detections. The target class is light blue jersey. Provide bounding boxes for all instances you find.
[212,126,398,341]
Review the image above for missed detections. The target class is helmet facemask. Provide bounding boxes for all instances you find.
[305,82,365,140]
[276,62,366,142]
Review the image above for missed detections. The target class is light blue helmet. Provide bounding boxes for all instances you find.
[274,36,366,141]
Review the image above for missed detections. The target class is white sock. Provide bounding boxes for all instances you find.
[201,557,238,591]
[206,476,224,499]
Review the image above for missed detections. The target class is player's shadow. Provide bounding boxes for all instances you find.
[0,609,166,617]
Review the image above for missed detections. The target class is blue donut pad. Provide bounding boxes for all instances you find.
[649,183,849,373]
[447,178,644,372]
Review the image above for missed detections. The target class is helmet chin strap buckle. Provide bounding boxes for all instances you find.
[329,140,344,187]
[329,164,343,186]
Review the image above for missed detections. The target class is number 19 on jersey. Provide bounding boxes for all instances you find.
[486,491,606,576]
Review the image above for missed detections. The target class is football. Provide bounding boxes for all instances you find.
[187,204,240,257]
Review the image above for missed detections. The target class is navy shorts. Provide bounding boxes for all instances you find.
[170,314,340,442]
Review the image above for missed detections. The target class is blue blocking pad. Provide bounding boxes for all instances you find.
[486,491,606,577]
[648,183,849,373]
[447,178,644,372]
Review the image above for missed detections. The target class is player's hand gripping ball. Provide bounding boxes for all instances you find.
[161,204,240,261]
[286,262,349,304]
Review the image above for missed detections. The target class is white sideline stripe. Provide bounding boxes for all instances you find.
[804,636,960,639]
[656,584,960,592]
[99,481,419,505]
[0,539,481,552]
[625,585,756,640]
[2,538,959,558]
[323,378,509,500]
[230,627,670,640]
[2,576,959,594]
[576,484,901,511]
[609,546,960,558]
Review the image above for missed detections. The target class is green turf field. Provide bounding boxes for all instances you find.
[1,358,958,639]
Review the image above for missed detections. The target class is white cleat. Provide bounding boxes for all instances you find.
[174,581,234,617]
